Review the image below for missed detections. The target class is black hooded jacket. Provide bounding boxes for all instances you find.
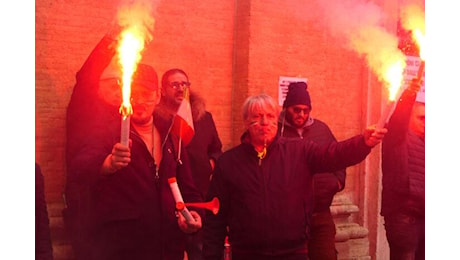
[278,112,346,212]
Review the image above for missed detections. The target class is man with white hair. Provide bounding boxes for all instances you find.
[203,93,387,260]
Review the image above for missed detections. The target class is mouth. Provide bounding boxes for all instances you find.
[294,117,305,123]
[260,128,273,135]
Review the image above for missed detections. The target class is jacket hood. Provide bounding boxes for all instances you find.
[189,91,206,122]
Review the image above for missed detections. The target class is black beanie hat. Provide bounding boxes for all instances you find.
[283,81,311,109]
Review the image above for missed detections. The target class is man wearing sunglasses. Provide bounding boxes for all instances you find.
[278,81,345,260]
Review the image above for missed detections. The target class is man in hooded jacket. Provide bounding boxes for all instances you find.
[278,82,345,259]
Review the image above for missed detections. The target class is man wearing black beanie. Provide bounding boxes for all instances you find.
[279,81,345,260]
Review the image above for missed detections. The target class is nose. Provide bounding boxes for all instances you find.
[260,115,269,125]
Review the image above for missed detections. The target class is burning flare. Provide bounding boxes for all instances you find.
[376,2,424,128]
[413,29,425,83]
[413,29,425,61]
[118,28,145,117]
[400,2,425,81]
[383,60,405,101]
[114,0,155,146]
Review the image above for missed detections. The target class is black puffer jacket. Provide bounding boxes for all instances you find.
[381,88,425,217]
[203,134,371,259]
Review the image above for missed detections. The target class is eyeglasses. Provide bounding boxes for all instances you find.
[169,81,191,90]
[291,107,310,114]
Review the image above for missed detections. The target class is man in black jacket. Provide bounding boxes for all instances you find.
[154,68,223,260]
[65,27,203,259]
[68,63,203,259]
[203,93,387,260]
[64,27,124,259]
[381,79,424,259]
[278,82,345,260]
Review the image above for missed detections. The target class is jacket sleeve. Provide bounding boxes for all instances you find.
[66,33,118,165]
[74,34,118,89]
[385,88,418,145]
[307,135,371,174]
[68,33,118,116]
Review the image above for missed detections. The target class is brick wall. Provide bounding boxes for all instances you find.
[36,0,395,259]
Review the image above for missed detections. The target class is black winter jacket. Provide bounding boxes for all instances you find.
[63,33,120,259]
[381,88,425,217]
[69,114,203,259]
[278,113,346,212]
[203,134,371,259]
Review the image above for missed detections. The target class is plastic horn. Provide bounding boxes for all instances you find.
[185,197,220,215]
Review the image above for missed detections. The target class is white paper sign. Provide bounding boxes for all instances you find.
[403,55,425,103]
[278,76,308,107]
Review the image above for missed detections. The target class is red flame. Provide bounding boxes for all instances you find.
[117,28,145,117]
[115,1,155,117]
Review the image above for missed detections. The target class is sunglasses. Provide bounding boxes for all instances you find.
[291,107,310,114]
[169,81,191,90]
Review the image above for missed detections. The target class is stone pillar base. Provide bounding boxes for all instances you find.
[332,195,370,260]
